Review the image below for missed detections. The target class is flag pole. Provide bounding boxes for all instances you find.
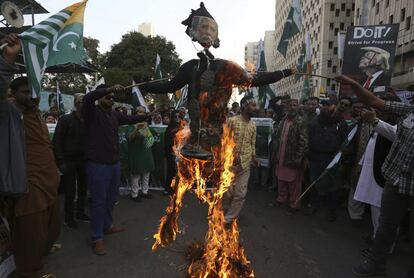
[124,78,170,90]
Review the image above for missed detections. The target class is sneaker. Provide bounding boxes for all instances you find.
[130,195,141,202]
[64,219,78,229]
[92,240,107,256]
[141,193,153,199]
[361,248,373,259]
[352,260,386,277]
[326,210,337,222]
[76,213,90,222]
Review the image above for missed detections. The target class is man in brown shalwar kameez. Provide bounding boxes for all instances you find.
[2,34,60,278]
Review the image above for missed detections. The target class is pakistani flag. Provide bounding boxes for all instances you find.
[277,0,302,58]
[256,39,276,109]
[20,1,87,97]
[155,54,162,79]
[314,125,358,193]
[131,81,149,111]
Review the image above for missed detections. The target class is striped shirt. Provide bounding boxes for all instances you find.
[382,101,414,196]
[227,115,256,170]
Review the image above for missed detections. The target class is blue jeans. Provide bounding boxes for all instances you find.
[86,161,120,242]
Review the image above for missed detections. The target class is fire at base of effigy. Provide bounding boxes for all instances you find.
[152,123,255,278]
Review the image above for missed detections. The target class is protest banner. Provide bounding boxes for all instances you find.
[251,118,274,167]
[341,24,399,96]
[149,125,168,190]
[397,90,414,104]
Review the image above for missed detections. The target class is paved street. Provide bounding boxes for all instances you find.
[45,188,410,278]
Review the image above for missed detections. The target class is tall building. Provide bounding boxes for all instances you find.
[244,41,259,71]
[274,0,356,99]
[264,30,277,71]
[138,22,155,37]
[354,0,414,89]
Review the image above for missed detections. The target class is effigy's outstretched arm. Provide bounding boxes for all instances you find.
[140,60,195,94]
[251,68,293,87]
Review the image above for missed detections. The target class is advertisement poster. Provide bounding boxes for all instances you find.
[341,24,399,95]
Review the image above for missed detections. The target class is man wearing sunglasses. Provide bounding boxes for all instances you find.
[82,83,149,256]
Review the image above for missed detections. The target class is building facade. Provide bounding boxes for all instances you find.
[138,22,155,37]
[264,30,277,71]
[354,0,414,89]
[244,41,259,71]
[274,0,356,99]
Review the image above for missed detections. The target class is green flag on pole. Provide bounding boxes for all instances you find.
[256,40,276,109]
[315,125,358,193]
[277,0,302,58]
[20,1,87,97]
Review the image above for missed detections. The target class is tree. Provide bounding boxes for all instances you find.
[42,36,102,95]
[103,31,182,105]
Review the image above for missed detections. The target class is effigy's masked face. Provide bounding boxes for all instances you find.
[191,16,219,49]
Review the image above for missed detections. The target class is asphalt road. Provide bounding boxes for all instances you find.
[44,188,410,278]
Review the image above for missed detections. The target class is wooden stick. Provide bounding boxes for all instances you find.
[293,179,317,205]
[295,72,335,80]
[124,77,171,89]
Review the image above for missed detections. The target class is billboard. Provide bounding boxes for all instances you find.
[341,24,399,95]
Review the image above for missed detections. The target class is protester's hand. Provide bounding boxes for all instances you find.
[361,108,377,124]
[1,33,21,64]
[108,84,124,94]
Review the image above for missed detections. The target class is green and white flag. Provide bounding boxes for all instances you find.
[256,39,276,109]
[175,85,188,109]
[314,125,358,193]
[20,1,87,97]
[155,53,162,79]
[277,0,302,58]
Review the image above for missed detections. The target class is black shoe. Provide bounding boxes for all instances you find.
[361,248,373,259]
[76,213,90,222]
[141,193,153,199]
[130,196,141,202]
[352,260,386,277]
[326,210,337,222]
[64,219,78,229]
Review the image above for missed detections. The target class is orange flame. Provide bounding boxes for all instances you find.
[152,123,254,277]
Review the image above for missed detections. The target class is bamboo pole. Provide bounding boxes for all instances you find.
[123,78,171,90]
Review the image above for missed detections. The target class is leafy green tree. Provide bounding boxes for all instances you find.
[103,31,182,105]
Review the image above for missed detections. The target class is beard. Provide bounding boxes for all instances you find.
[320,109,333,118]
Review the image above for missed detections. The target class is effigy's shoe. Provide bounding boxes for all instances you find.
[181,144,213,161]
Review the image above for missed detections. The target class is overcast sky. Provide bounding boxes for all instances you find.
[33,0,276,65]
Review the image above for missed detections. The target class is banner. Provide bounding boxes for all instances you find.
[341,24,399,96]
[39,91,74,113]
[251,118,274,167]
[149,125,167,189]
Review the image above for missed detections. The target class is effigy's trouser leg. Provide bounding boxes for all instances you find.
[188,98,200,144]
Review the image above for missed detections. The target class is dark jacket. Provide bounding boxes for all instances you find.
[273,115,308,168]
[0,57,27,196]
[53,111,86,164]
[308,115,349,162]
[82,88,147,164]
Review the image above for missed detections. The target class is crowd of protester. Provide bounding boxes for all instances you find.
[1,33,414,278]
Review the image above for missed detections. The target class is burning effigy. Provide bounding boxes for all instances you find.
[140,2,294,277]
